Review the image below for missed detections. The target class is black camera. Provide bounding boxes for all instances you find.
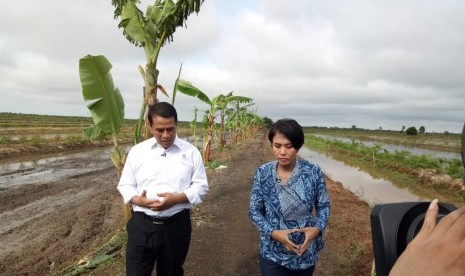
[370,201,456,276]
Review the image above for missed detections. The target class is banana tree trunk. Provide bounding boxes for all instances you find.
[203,114,215,162]
[203,135,212,163]
[220,112,226,148]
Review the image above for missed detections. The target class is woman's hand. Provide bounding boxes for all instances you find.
[271,227,320,256]
[271,229,301,255]
[295,227,320,256]
[390,199,465,276]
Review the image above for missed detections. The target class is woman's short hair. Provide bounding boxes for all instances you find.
[148,102,178,126]
[268,118,304,150]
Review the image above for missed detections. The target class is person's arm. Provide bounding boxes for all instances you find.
[117,150,157,208]
[313,166,331,234]
[390,199,465,276]
[180,148,209,205]
[295,165,330,255]
[249,167,275,239]
[117,150,140,204]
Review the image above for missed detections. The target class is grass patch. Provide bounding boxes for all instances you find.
[205,159,227,169]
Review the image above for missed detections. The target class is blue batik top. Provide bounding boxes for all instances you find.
[249,158,331,271]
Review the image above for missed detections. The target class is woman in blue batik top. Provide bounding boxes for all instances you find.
[249,118,330,276]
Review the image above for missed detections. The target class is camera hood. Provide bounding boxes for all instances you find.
[371,201,456,276]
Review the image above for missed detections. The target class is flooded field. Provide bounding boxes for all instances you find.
[300,147,423,205]
[0,148,113,189]
[314,134,461,160]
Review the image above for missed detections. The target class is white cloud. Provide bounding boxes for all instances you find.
[0,0,464,133]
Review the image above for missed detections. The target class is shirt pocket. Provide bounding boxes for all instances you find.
[172,159,193,187]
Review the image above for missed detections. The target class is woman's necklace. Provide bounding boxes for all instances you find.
[277,169,292,185]
[276,160,296,185]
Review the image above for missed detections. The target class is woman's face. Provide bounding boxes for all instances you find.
[271,132,298,168]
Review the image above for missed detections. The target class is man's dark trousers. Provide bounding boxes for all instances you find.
[126,210,191,276]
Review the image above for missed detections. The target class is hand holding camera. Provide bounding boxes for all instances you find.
[371,199,465,276]
[390,199,465,275]
[372,124,465,275]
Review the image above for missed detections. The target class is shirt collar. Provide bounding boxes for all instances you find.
[150,135,182,151]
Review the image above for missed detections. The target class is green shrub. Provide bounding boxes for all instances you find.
[30,135,44,146]
[66,135,81,143]
[0,135,12,144]
[447,159,465,179]
[406,126,418,136]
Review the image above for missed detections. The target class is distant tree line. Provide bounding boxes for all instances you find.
[303,125,455,135]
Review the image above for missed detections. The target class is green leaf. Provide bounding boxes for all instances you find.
[175,79,211,105]
[228,96,253,104]
[79,55,125,138]
[84,125,105,139]
[120,1,148,46]
[113,0,206,57]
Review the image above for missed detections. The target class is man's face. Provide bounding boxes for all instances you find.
[150,115,177,149]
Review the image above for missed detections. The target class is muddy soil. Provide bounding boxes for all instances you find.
[0,131,373,276]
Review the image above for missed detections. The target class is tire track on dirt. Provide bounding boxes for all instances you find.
[184,133,268,276]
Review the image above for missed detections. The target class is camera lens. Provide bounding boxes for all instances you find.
[397,203,452,257]
[405,213,447,244]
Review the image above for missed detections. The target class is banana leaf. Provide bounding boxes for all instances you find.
[175,79,211,105]
[79,55,125,138]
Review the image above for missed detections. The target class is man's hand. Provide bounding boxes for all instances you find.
[130,190,156,208]
[149,192,188,211]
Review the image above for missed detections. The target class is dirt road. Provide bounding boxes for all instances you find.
[0,131,373,275]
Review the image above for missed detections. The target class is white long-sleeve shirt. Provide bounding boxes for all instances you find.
[117,136,209,217]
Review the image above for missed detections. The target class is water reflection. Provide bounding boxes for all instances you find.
[0,147,115,189]
[314,134,460,160]
[299,147,422,205]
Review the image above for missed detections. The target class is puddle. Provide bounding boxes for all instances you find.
[299,147,423,205]
[0,147,116,189]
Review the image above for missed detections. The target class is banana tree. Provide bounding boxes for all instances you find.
[217,92,252,148]
[227,101,255,144]
[111,0,205,143]
[242,110,263,138]
[175,79,252,162]
[79,55,130,221]
[172,79,211,161]
[202,94,251,160]
[190,106,200,148]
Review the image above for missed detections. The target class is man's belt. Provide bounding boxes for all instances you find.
[135,209,190,225]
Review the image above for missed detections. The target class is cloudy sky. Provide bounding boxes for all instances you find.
[1,0,464,133]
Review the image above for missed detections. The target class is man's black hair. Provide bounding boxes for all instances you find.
[268,118,304,150]
[148,102,178,125]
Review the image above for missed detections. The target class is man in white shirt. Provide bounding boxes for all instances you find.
[118,102,209,276]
